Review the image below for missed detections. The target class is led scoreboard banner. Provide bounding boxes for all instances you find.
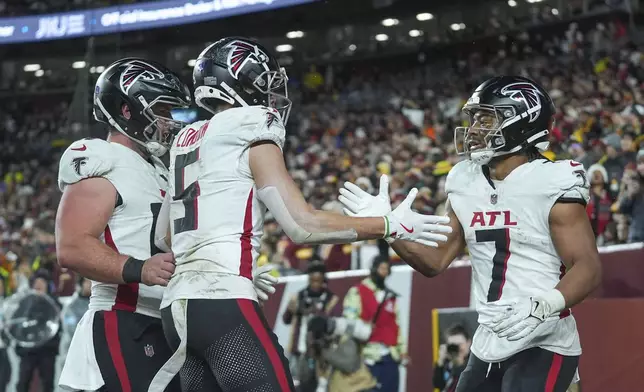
[0,0,317,44]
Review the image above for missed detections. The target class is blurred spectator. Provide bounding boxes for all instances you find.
[432,323,472,392]
[58,276,91,358]
[587,164,614,242]
[617,150,644,242]
[0,278,8,392]
[283,262,338,390]
[343,256,408,392]
[15,270,61,392]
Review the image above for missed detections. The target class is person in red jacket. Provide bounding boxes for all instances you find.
[343,256,409,392]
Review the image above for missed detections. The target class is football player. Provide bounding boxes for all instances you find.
[55,58,193,392]
[148,37,451,392]
[338,76,602,392]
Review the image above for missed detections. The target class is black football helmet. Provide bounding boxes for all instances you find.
[93,58,191,157]
[455,75,555,165]
[192,37,292,124]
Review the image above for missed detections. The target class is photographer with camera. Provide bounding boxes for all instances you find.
[283,262,339,390]
[433,323,471,392]
[342,255,408,392]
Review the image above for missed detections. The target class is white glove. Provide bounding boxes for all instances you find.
[487,289,566,341]
[338,175,452,247]
[338,174,392,217]
[253,264,278,301]
[384,188,451,246]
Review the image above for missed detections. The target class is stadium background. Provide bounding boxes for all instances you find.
[1,0,644,391]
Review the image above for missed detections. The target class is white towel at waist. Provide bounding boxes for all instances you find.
[58,310,104,391]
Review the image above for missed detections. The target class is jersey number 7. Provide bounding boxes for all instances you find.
[173,148,200,234]
[475,228,512,302]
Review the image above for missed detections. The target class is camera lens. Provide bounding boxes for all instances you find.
[447,344,460,355]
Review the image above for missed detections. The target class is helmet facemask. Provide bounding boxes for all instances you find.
[455,105,515,165]
[138,95,191,157]
[253,67,292,124]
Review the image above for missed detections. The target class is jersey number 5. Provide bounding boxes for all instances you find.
[475,228,512,302]
[173,148,200,234]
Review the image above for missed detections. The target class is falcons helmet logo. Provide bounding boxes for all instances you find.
[500,82,543,123]
[226,40,269,79]
[119,60,164,94]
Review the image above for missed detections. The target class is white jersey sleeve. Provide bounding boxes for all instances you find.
[544,159,590,205]
[233,106,286,150]
[58,139,115,191]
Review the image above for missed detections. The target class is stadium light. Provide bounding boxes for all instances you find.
[552,8,559,15]
[23,64,40,72]
[35,69,44,77]
[276,44,293,52]
[72,61,86,69]
[348,44,357,51]
[508,0,517,6]
[409,29,422,37]
[90,66,96,73]
[381,18,399,27]
[450,23,466,31]
[187,59,196,67]
[96,66,105,73]
[526,0,543,3]
[375,34,389,42]
[286,30,304,39]
[416,13,434,21]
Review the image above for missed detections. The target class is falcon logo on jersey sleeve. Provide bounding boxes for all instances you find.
[265,109,284,130]
[500,82,543,123]
[119,60,164,94]
[226,40,269,79]
[72,157,87,176]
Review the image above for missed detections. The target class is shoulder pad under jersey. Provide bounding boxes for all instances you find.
[445,160,478,195]
[213,106,286,150]
[58,139,114,192]
[535,159,590,204]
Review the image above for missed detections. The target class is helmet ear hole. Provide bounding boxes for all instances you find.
[121,103,131,120]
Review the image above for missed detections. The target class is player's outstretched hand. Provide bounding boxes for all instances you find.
[253,264,278,301]
[339,174,392,217]
[384,188,452,247]
[141,253,176,287]
[487,290,565,341]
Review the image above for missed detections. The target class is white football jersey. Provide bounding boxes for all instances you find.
[58,138,168,318]
[446,158,589,362]
[161,106,286,309]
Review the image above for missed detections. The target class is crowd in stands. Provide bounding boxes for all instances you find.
[1,18,644,300]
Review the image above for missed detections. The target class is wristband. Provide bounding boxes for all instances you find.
[383,215,396,245]
[122,257,145,283]
[383,216,390,239]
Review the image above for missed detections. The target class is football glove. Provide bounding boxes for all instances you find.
[487,289,566,341]
[253,264,278,301]
[338,174,452,247]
